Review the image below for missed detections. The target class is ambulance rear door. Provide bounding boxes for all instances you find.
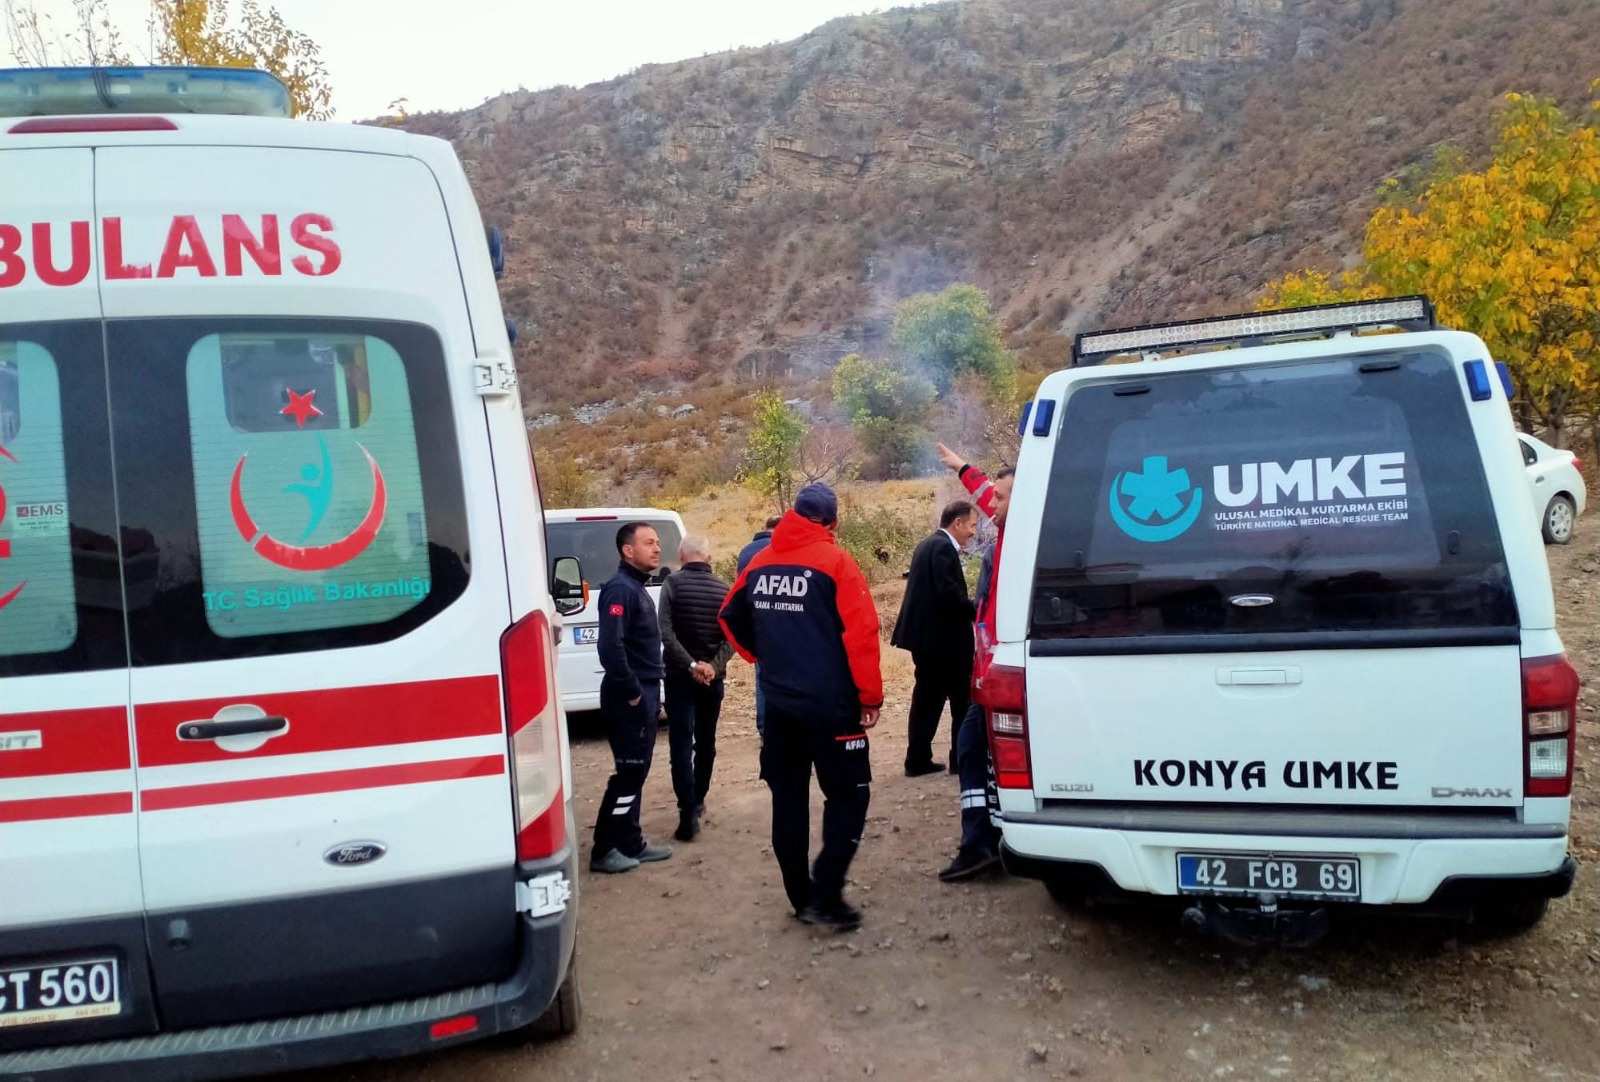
[0,145,152,1049]
[94,138,518,1028]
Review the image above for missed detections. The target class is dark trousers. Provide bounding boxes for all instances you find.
[957,701,1001,853]
[905,650,972,770]
[665,671,724,812]
[592,680,660,858]
[761,703,872,911]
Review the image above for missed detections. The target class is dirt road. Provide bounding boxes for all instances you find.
[303,525,1599,1082]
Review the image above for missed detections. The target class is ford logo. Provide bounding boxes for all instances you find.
[325,842,387,866]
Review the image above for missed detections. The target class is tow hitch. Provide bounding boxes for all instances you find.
[1181,892,1331,947]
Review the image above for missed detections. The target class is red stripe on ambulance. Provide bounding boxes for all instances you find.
[133,675,502,767]
[0,706,131,777]
[0,792,133,822]
[140,755,504,811]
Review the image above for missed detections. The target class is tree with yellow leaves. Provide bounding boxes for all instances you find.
[4,0,332,120]
[1261,86,1600,448]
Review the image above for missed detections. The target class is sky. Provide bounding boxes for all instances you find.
[4,0,936,120]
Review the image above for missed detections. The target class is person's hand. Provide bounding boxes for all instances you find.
[860,706,880,730]
[937,443,964,471]
[629,696,641,707]
[693,662,713,685]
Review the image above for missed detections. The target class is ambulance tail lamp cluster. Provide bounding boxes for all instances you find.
[501,610,566,860]
[0,66,291,125]
[1523,654,1580,797]
[982,664,1032,790]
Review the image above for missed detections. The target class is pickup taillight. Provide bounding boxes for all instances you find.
[978,663,1031,790]
[1523,654,1580,798]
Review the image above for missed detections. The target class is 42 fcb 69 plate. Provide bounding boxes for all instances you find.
[1177,853,1360,901]
[0,957,120,1028]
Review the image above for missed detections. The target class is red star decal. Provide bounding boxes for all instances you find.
[281,388,324,429]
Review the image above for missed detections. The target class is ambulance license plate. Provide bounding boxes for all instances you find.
[1176,853,1359,900]
[573,625,599,645]
[0,957,121,1028]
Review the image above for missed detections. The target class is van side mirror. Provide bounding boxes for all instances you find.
[552,556,586,617]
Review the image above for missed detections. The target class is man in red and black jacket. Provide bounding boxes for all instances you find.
[720,483,883,931]
[935,443,1015,883]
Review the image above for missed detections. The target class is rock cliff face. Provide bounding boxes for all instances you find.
[399,0,1599,410]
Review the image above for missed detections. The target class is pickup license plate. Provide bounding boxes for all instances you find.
[1176,853,1360,900]
[573,625,599,645]
[0,958,121,1028]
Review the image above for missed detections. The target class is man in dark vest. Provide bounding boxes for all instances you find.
[658,534,734,842]
[590,522,675,874]
[891,499,979,776]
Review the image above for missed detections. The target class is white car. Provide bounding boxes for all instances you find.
[544,507,685,713]
[1517,432,1586,544]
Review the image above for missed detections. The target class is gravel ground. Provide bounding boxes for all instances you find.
[301,518,1599,1082]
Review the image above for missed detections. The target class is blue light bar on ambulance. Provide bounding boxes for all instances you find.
[1071,296,1437,366]
[0,66,291,120]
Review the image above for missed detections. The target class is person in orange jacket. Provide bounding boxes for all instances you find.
[720,483,883,930]
[935,443,1016,882]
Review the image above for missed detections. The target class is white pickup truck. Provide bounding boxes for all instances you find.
[984,297,1579,945]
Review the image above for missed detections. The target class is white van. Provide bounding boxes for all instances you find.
[986,297,1580,944]
[0,67,585,1079]
[543,508,685,713]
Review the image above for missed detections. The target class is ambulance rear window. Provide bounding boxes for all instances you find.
[105,318,469,664]
[0,344,77,659]
[1030,348,1517,650]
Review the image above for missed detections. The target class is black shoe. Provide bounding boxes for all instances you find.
[905,761,943,778]
[673,810,700,842]
[938,846,1001,882]
[798,898,863,931]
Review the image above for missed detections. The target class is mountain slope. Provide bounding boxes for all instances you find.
[401,0,1600,413]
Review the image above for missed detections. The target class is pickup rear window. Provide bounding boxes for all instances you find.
[1031,348,1517,650]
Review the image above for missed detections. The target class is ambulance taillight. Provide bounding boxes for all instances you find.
[501,610,566,859]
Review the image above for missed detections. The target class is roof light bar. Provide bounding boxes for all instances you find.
[1072,296,1436,366]
[0,66,291,120]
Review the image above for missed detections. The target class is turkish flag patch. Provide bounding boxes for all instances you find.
[609,604,625,616]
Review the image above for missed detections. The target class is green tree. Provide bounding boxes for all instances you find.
[1261,86,1600,447]
[740,391,806,511]
[831,353,935,478]
[892,284,1017,397]
[534,449,600,508]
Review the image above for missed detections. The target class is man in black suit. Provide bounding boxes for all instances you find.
[891,499,979,776]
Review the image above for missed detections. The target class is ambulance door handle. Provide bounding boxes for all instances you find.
[178,716,289,741]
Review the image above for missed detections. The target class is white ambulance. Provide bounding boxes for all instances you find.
[986,297,1580,944]
[0,67,586,1078]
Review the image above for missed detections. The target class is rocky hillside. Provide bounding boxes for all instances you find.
[399,0,1599,414]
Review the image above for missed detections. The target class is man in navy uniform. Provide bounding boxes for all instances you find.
[590,522,675,874]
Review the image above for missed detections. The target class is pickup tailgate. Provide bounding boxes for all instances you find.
[1026,646,1522,806]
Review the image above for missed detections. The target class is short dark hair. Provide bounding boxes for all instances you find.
[995,466,1016,481]
[615,521,655,553]
[939,499,976,528]
[765,515,782,530]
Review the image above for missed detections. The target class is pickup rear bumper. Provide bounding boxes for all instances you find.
[999,815,1573,907]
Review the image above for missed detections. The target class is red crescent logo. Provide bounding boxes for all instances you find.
[0,581,22,611]
[0,445,16,463]
[229,444,388,572]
